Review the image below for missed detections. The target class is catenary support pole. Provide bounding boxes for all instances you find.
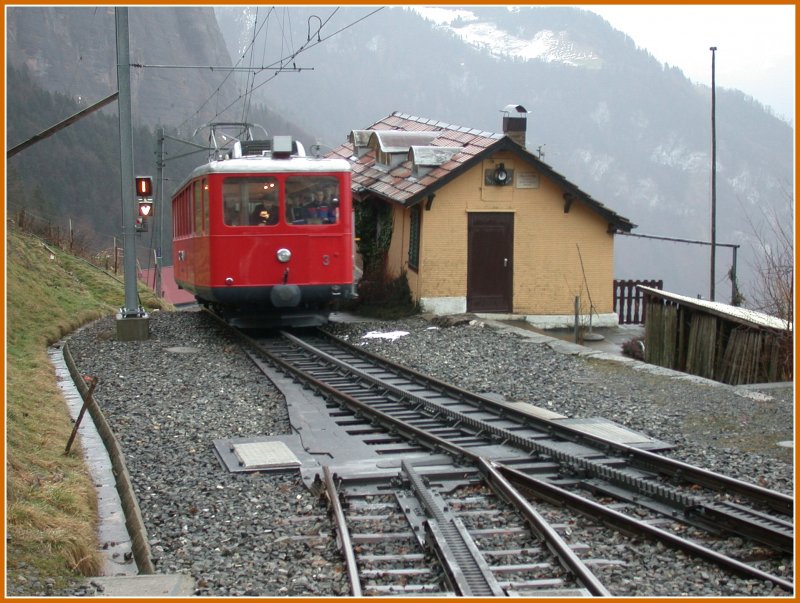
[115,7,149,340]
[156,127,165,299]
[709,46,717,301]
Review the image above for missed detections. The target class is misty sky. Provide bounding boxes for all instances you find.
[583,4,795,123]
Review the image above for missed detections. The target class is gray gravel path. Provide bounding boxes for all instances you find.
[21,310,793,596]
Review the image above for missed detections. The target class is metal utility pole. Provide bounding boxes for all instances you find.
[156,127,165,299]
[709,46,717,301]
[115,7,150,340]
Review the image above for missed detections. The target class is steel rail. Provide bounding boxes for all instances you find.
[281,330,793,549]
[318,328,793,517]
[614,445,793,516]
[496,463,794,593]
[240,329,609,595]
[322,465,362,597]
[476,458,612,597]
[402,460,505,597]
[228,323,791,593]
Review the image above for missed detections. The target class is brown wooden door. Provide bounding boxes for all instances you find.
[467,213,513,312]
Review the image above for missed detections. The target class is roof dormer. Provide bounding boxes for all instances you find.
[349,130,373,158]
[368,131,440,168]
[409,145,462,178]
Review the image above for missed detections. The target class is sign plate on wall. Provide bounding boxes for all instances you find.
[516,172,540,189]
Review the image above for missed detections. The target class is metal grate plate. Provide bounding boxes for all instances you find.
[213,437,313,473]
[233,440,301,470]
[556,417,673,451]
[502,401,567,420]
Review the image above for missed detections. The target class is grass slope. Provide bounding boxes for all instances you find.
[6,227,168,591]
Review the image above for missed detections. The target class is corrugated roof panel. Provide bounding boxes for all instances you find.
[457,144,484,157]
[425,168,449,181]
[374,181,395,194]
[436,131,466,145]
[412,122,441,133]
[639,287,791,331]
[471,137,498,148]
[438,160,461,173]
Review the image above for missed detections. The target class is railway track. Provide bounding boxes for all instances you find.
[318,460,610,597]
[218,319,793,595]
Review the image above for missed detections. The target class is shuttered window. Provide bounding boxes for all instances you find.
[408,205,421,271]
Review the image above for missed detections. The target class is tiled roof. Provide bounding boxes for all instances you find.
[328,111,635,232]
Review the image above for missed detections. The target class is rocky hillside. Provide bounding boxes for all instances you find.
[7,6,237,127]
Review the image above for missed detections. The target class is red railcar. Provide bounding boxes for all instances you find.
[172,130,358,327]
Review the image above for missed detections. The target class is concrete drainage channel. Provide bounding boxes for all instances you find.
[52,342,195,597]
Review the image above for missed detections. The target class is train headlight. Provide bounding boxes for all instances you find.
[276,248,292,263]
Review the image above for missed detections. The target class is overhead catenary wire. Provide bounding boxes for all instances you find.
[172,5,280,135]
[165,6,383,137]
[130,63,312,71]
[206,8,342,125]
[240,6,274,126]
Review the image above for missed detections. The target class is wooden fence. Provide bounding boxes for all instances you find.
[613,279,663,324]
[643,295,793,385]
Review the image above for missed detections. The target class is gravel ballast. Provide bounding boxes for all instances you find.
[25,310,794,596]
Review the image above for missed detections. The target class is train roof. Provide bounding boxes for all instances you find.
[192,156,351,177]
[175,155,352,192]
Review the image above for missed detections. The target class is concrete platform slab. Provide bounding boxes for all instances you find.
[88,574,195,597]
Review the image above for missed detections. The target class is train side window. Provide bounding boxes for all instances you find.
[193,181,203,234]
[203,179,209,233]
[180,190,187,235]
[286,176,339,225]
[175,187,189,237]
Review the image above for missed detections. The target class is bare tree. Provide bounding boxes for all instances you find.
[745,189,793,322]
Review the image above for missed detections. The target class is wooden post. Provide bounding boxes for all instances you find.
[65,376,98,454]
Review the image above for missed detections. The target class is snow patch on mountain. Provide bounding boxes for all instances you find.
[728,169,762,205]
[409,6,602,67]
[650,138,707,173]
[634,177,664,208]
[576,148,615,181]
[591,101,611,127]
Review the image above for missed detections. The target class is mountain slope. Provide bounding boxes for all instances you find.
[7,6,237,127]
[215,5,793,302]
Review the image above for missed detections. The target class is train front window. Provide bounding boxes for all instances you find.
[223,176,279,226]
[285,176,340,225]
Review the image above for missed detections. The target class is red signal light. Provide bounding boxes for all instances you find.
[135,176,153,197]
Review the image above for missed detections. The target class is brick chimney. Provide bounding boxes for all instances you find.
[501,104,528,148]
